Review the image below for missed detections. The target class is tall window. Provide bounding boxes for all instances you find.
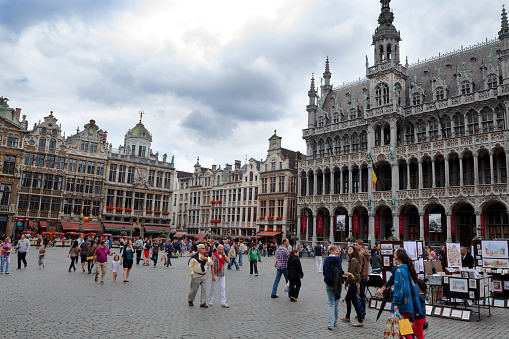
[461,80,471,95]
[96,162,104,176]
[49,138,56,150]
[428,118,439,138]
[43,174,53,190]
[277,199,284,217]
[35,154,45,167]
[125,191,132,209]
[109,164,117,181]
[278,175,285,192]
[351,134,359,151]
[39,137,46,149]
[260,200,266,217]
[64,199,72,214]
[68,159,77,172]
[134,192,144,210]
[268,200,275,216]
[56,157,65,169]
[2,156,16,174]
[0,184,12,206]
[73,199,82,215]
[156,172,163,188]
[416,120,426,141]
[46,156,55,168]
[85,180,93,194]
[480,108,493,131]
[262,178,268,193]
[90,143,98,153]
[412,93,421,106]
[24,152,34,166]
[83,200,91,216]
[127,167,134,184]
[18,194,29,209]
[360,131,367,150]
[92,201,100,216]
[66,178,75,192]
[6,135,18,147]
[118,165,126,183]
[53,176,63,190]
[51,197,61,212]
[453,113,465,135]
[106,189,114,207]
[78,160,86,173]
[94,181,102,195]
[75,179,84,193]
[487,74,497,89]
[21,172,32,187]
[270,177,276,193]
[148,170,155,186]
[80,142,88,152]
[436,87,445,100]
[375,83,389,105]
[87,161,95,174]
[466,110,479,134]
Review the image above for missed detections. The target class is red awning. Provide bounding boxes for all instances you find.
[61,223,80,230]
[144,226,171,234]
[40,220,48,228]
[103,223,134,232]
[82,223,102,232]
[192,233,208,239]
[258,231,282,236]
[173,232,186,237]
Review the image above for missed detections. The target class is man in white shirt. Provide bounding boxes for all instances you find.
[238,242,247,266]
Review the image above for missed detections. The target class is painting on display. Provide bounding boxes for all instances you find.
[429,214,442,233]
[446,243,462,268]
[449,278,468,293]
[481,241,508,259]
[336,215,346,232]
[403,241,418,260]
[482,258,509,269]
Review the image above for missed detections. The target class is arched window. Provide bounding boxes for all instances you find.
[436,87,445,100]
[412,93,421,106]
[312,141,317,158]
[360,131,367,150]
[461,80,471,95]
[386,44,392,61]
[453,113,465,135]
[496,105,506,129]
[416,120,426,141]
[342,135,350,153]
[428,118,439,139]
[249,171,253,181]
[326,138,333,156]
[39,137,46,147]
[318,116,324,127]
[333,113,339,124]
[334,136,341,155]
[49,138,56,149]
[480,107,493,131]
[487,74,497,89]
[375,83,389,105]
[466,110,478,134]
[318,139,325,157]
[351,133,359,151]
[442,115,451,137]
[405,123,415,143]
[394,83,402,106]
[374,126,382,146]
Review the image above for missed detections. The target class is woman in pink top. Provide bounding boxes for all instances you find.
[428,247,436,260]
[1,238,12,274]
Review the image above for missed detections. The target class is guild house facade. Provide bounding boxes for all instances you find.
[298,0,509,248]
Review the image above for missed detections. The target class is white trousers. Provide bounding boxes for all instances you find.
[209,275,226,305]
[316,256,323,272]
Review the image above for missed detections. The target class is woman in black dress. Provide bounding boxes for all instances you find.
[287,248,304,302]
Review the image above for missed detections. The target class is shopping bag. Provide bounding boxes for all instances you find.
[399,318,414,336]
[284,281,290,293]
[383,313,400,339]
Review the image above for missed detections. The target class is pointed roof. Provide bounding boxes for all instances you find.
[324,57,331,77]
[309,74,316,93]
[500,5,509,40]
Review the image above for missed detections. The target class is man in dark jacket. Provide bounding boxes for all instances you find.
[355,239,370,316]
[461,247,474,268]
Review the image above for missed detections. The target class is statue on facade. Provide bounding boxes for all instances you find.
[368,196,372,209]
[0,97,9,104]
[367,149,371,162]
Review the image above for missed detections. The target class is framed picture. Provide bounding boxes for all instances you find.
[494,299,505,308]
[381,244,392,250]
[482,258,509,268]
[481,240,509,259]
[384,302,391,311]
[478,259,483,266]
[370,299,377,308]
[404,241,418,260]
[480,279,484,290]
[469,291,475,299]
[477,244,481,251]
[433,307,442,316]
[417,241,423,256]
[451,309,463,319]
[461,310,471,321]
[469,279,476,289]
[425,305,433,315]
[449,278,468,293]
[467,300,474,306]
[441,307,452,317]
[479,286,484,298]
[493,280,503,292]
[381,250,393,255]
[446,243,462,268]
[461,272,470,279]
[503,281,509,290]
[394,244,400,250]
[376,300,383,310]
[444,276,449,284]
[383,256,391,266]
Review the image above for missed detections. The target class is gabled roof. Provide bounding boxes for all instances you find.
[281,148,303,169]
[177,171,193,179]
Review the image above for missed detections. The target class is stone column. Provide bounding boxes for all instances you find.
[419,212,425,241]
[393,213,400,240]
[475,211,482,238]
[329,214,335,243]
[369,213,375,247]
[313,172,318,196]
[446,212,452,243]
[340,170,344,194]
[392,162,398,196]
[322,172,326,195]
[368,162,373,194]
[348,214,353,239]
[418,160,423,190]
[431,158,436,188]
[348,169,352,194]
[474,153,479,196]
[459,156,464,186]
[297,213,301,243]
[489,151,494,185]
[407,162,411,190]
[312,214,318,245]
[444,157,450,188]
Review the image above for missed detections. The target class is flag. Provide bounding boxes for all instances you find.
[372,161,378,189]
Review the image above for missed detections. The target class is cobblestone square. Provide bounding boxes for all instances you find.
[2,247,508,338]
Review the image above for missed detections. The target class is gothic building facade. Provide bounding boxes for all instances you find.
[298,1,509,248]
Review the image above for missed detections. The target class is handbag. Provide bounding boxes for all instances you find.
[399,318,414,336]
[383,312,400,339]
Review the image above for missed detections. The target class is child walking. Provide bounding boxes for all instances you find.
[412,279,428,339]
[38,244,46,268]
[111,255,121,282]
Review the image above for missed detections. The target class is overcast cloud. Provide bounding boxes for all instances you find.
[0,0,505,171]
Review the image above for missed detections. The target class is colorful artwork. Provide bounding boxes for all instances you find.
[449,278,468,293]
[482,258,509,268]
[493,280,503,292]
[446,243,461,268]
[481,241,508,259]
[381,250,393,255]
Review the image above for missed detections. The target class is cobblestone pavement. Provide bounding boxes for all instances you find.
[2,247,508,338]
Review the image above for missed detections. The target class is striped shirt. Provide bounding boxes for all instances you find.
[276,246,289,269]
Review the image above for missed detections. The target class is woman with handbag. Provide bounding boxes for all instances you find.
[340,245,364,327]
[392,251,423,339]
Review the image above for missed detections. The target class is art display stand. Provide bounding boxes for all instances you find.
[380,240,403,285]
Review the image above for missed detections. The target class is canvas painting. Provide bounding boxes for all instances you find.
[446,243,461,268]
[417,241,423,256]
[469,279,476,289]
[429,213,442,233]
[404,241,418,260]
[376,300,383,310]
[469,291,475,299]
[449,278,468,293]
[494,299,505,308]
[482,258,509,269]
[370,299,377,308]
[425,305,433,315]
[381,250,393,255]
[503,281,509,290]
[433,307,442,316]
[482,240,509,259]
[461,310,471,321]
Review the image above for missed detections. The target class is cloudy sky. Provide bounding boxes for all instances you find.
[0,0,505,172]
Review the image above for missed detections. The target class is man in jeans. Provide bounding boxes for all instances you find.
[238,242,247,266]
[227,242,239,270]
[16,234,30,269]
[271,239,289,298]
[354,239,370,316]
[314,242,324,273]
[94,240,116,285]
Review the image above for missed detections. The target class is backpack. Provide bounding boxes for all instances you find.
[324,265,335,287]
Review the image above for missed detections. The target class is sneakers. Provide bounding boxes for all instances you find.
[340,317,350,322]
[351,322,364,327]
[255,273,258,276]
[221,304,230,308]
[208,302,213,306]
[271,294,279,298]
[188,301,194,306]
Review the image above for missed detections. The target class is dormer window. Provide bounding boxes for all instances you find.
[461,80,471,95]
[412,93,421,106]
[435,87,445,101]
[318,116,324,127]
[333,113,339,124]
[41,128,47,134]
[487,74,497,89]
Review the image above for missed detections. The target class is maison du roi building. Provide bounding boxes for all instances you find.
[297,0,509,248]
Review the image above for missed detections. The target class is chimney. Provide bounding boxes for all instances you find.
[212,165,217,171]
[235,160,241,170]
[225,163,232,171]
[15,108,21,120]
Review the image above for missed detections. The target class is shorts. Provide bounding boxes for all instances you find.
[123,259,133,269]
[81,255,87,263]
[38,257,44,265]
[144,250,150,258]
[96,262,108,274]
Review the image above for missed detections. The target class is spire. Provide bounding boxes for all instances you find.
[309,74,315,92]
[378,0,394,27]
[323,57,331,87]
[325,57,330,73]
[500,5,509,40]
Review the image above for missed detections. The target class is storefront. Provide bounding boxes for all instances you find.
[103,223,134,236]
[144,225,172,239]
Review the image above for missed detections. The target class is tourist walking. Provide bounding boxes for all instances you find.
[68,240,80,272]
[271,239,290,298]
[354,239,370,315]
[151,240,159,267]
[94,240,116,285]
[111,255,121,282]
[80,236,90,272]
[143,239,151,266]
[134,237,143,264]
[1,237,12,274]
[16,234,30,269]
[248,243,261,276]
[238,242,247,266]
[314,242,324,273]
[86,240,96,274]
[340,245,364,327]
[209,244,230,308]
[164,240,172,268]
[287,248,304,302]
[227,242,239,270]
[188,244,213,307]
[38,244,46,269]
[323,245,349,330]
[121,240,134,282]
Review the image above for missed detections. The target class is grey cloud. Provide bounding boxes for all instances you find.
[180,110,237,140]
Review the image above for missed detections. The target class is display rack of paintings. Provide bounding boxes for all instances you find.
[380,240,402,285]
[472,239,509,299]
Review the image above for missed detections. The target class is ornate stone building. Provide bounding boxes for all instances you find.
[103,116,175,238]
[298,1,509,247]
[0,98,27,236]
[258,132,301,241]
[16,112,67,234]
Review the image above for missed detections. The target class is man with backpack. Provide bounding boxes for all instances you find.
[134,238,143,265]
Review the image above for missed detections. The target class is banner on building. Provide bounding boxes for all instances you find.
[399,214,404,237]
[336,215,346,232]
[317,215,324,235]
[302,215,307,234]
[424,213,429,236]
[429,214,442,233]
[481,213,485,237]
[451,213,456,237]
[375,214,380,237]
[353,214,359,236]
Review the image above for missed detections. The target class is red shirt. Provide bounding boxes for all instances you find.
[1,243,11,255]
